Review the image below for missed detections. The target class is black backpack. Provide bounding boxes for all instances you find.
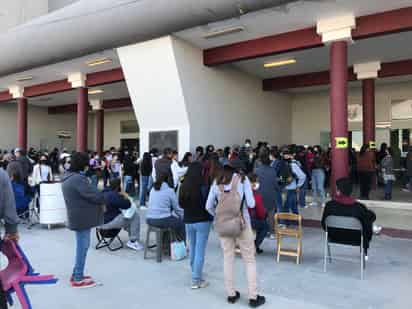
[276,159,296,188]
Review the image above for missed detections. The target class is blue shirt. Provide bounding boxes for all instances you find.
[285,160,306,191]
[146,182,183,219]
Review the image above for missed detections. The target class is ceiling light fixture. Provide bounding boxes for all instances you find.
[16,76,33,82]
[88,89,104,95]
[86,58,112,67]
[264,59,297,68]
[204,26,245,39]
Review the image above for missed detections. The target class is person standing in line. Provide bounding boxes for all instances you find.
[14,148,32,187]
[61,152,105,289]
[206,162,266,308]
[110,154,121,180]
[310,146,326,207]
[0,167,20,308]
[248,173,269,254]
[357,144,376,200]
[254,148,278,238]
[179,162,213,289]
[403,146,412,192]
[380,148,395,200]
[152,148,175,189]
[139,152,153,207]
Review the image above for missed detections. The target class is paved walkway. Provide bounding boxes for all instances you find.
[10,221,412,309]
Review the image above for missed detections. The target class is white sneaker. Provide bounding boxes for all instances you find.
[365,255,369,262]
[373,225,383,235]
[309,202,318,207]
[270,234,276,240]
[191,280,209,290]
[402,188,411,193]
[127,241,144,251]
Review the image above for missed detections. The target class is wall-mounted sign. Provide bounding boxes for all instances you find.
[335,137,348,149]
[57,130,72,139]
[369,141,376,149]
[149,130,178,153]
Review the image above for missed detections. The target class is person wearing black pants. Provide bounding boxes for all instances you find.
[358,171,374,200]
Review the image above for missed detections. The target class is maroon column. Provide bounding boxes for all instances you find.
[17,97,28,150]
[76,87,88,152]
[96,109,104,155]
[362,78,376,147]
[330,41,349,197]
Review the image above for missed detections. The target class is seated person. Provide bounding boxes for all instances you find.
[10,172,31,218]
[321,177,376,259]
[100,178,143,251]
[248,173,269,254]
[146,173,185,241]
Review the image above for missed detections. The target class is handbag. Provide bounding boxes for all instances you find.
[121,198,137,219]
[170,231,187,261]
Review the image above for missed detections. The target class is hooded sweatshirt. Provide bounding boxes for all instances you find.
[61,172,105,231]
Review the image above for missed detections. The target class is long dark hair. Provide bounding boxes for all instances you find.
[216,165,235,185]
[153,173,169,191]
[179,162,203,201]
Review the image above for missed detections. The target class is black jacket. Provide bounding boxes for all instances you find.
[321,199,376,251]
[179,185,213,224]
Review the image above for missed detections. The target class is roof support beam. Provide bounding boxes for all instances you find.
[263,59,412,91]
[47,97,132,114]
[204,7,412,66]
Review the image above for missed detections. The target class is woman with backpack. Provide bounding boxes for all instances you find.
[206,160,266,308]
[179,162,213,289]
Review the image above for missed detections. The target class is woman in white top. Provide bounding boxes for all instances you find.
[206,160,265,307]
[32,154,53,185]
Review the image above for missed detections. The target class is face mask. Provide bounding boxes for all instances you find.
[254,183,260,190]
[40,160,47,164]
[245,143,251,148]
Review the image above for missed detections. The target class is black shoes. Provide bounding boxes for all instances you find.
[256,248,264,255]
[249,295,266,308]
[227,291,240,304]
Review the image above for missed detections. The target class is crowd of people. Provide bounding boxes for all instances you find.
[0,139,410,308]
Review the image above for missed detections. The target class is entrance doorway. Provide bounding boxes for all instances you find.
[121,138,139,153]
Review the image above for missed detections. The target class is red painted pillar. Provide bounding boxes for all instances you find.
[330,41,349,197]
[362,79,375,147]
[76,87,88,152]
[96,109,104,155]
[17,97,28,150]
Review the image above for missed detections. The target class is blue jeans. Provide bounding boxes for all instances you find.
[123,175,134,194]
[251,218,269,249]
[185,222,211,284]
[299,178,308,208]
[274,189,283,212]
[284,190,299,215]
[139,175,150,206]
[73,229,91,282]
[89,175,98,188]
[384,180,393,198]
[311,169,326,206]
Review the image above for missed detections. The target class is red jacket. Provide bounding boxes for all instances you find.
[248,191,267,220]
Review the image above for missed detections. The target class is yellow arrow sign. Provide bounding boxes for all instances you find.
[335,137,348,149]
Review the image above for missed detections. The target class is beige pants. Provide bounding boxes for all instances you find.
[220,226,258,300]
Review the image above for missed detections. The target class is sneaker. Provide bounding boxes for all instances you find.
[321,203,326,208]
[256,248,264,255]
[249,295,266,308]
[365,255,369,262]
[309,202,318,207]
[70,275,93,283]
[301,205,309,209]
[191,280,209,290]
[140,205,148,209]
[227,291,240,304]
[127,241,144,251]
[71,280,98,289]
[373,225,383,235]
[402,188,410,193]
[235,248,241,255]
[269,234,276,240]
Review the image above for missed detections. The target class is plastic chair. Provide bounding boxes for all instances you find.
[95,228,123,251]
[324,215,365,280]
[0,240,58,309]
[274,213,303,264]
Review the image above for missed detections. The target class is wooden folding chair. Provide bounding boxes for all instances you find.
[274,213,303,264]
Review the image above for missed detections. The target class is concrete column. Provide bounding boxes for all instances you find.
[96,109,104,155]
[17,97,28,150]
[330,41,349,196]
[76,87,88,152]
[362,79,376,147]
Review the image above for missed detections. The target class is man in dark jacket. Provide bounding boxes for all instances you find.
[14,149,32,185]
[321,177,376,258]
[154,148,175,189]
[61,152,105,289]
[0,167,20,308]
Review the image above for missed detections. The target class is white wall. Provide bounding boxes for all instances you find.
[291,81,412,146]
[171,37,292,149]
[118,35,292,154]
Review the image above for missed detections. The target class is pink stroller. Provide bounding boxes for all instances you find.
[0,240,58,309]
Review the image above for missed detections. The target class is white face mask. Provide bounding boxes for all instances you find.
[245,143,251,148]
[254,183,260,190]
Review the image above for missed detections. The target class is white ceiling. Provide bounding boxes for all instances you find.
[0,49,120,91]
[174,0,412,50]
[231,30,412,79]
[30,81,129,107]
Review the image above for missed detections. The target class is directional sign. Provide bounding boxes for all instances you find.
[369,141,376,149]
[335,137,348,149]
